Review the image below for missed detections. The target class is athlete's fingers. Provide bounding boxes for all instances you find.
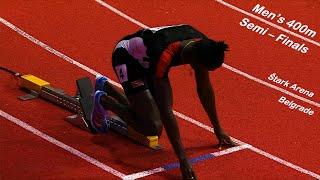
[218,139,237,149]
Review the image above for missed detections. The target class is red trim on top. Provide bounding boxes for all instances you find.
[156,41,182,78]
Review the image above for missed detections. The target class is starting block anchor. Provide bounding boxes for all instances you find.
[76,77,162,150]
[65,114,91,133]
[17,74,161,150]
[19,90,39,100]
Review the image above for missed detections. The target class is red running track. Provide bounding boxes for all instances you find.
[1,0,319,179]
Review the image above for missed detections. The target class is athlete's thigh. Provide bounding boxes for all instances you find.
[112,48,163,136]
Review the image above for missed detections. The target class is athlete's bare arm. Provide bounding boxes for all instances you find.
[193,64,236,147]
[153,77,196,179]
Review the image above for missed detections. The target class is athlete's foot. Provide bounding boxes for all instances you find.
[90,90,110,133]
[95,75,108,92]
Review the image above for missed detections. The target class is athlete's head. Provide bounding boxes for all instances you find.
[192,39,229,71]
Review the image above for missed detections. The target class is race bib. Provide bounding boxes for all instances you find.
[115,64,128,83]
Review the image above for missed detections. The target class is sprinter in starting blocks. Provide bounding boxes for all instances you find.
[18,74,161,150]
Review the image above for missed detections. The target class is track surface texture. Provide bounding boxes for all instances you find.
[1,0,319,179]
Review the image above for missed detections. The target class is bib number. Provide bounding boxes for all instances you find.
[115,64,128,83]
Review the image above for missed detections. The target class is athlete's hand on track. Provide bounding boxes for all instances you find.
[216,130,237,148]
[180,159,197,180]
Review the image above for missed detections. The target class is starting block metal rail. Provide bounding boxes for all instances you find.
[18,74,161,150]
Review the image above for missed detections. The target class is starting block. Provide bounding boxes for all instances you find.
[18,74,161,150]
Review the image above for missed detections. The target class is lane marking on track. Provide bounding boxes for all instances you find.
[248,146,320,179]
[93,0,320,108]
[123,144,250,180]
[222,64,320,108]
[215,0,320,47]
[174,111,320,179]
[1,15,319,179]
[0,110,126,178]
[0,18,100,77]
[94,0,148,29]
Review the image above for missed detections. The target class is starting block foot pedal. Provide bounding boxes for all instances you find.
[76,77,96,133]
[76,77,162,150]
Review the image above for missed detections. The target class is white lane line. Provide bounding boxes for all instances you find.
[123,167,165,180]
[175,110,320,179]
[95,0,320,49]
[222,64,320,108]
[0,18,100,77]
[93,1,320,108]
[3,13,317,109]
[1,14,319,179]
[248,146,320,179]
[173,110,247,145]
[95,0,149,29]
[0,110,126,178]
[75,2,320,177]
[215,0,319,47]
[123,144,250,180]
[0,17,121,88]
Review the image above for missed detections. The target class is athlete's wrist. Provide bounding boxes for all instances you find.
[179,157,189,163]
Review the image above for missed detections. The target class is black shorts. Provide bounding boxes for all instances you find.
[112,48,154,96]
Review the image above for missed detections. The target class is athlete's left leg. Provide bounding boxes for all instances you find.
[94,75,157,135]
[96,75,129,106]
[92,75,144,133]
